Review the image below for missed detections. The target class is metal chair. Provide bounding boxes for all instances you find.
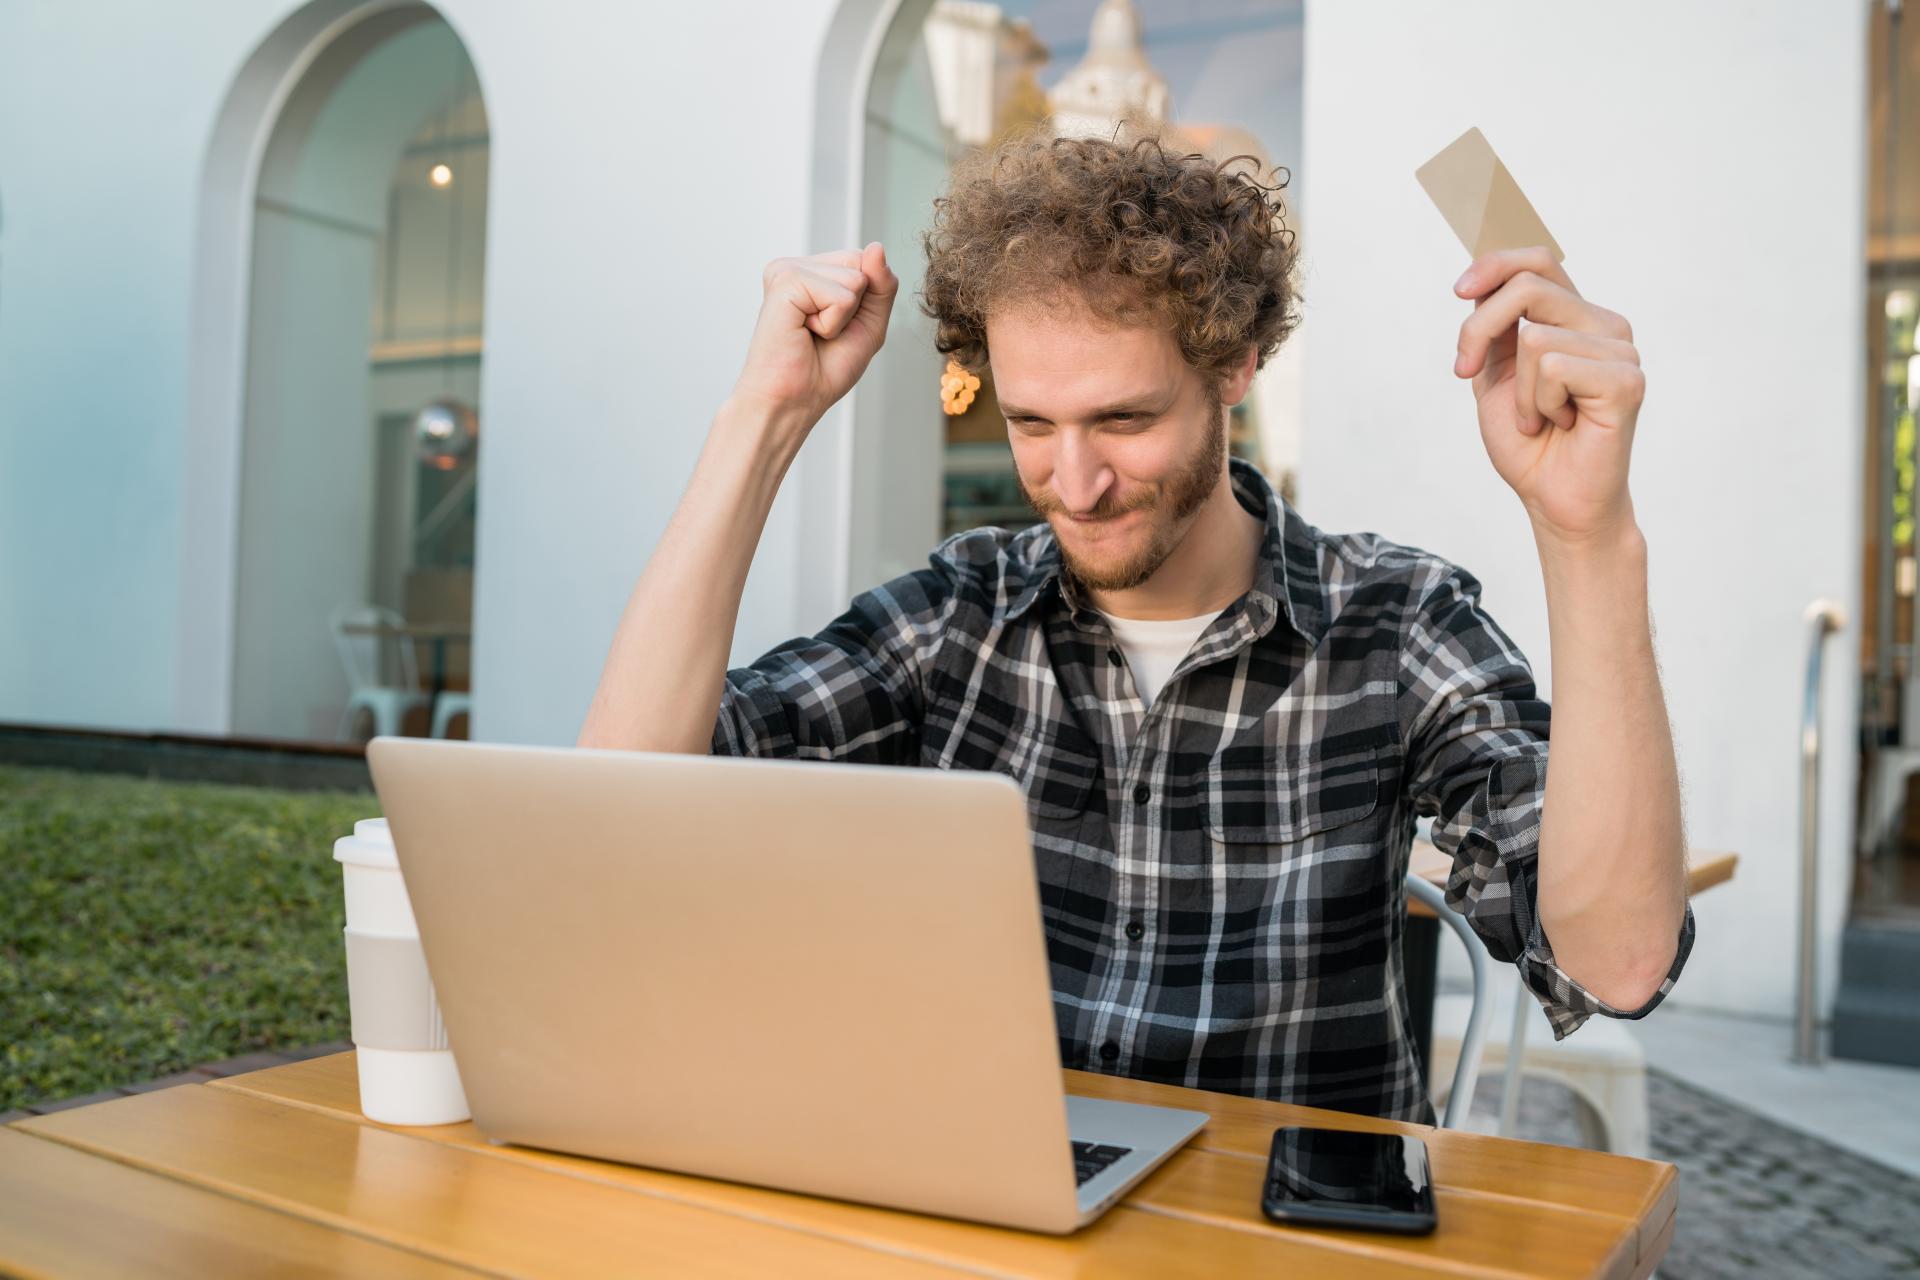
[430,690,473,738]
[1406,873,1492,1130]
[1429,976,1652,1158]
[330,605,431,741]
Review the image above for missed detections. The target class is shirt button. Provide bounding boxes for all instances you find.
[1100,1041,1120,1062]
[1107,648,1123,666]
[1125,919,1144,941]
[1132,782,1151,805]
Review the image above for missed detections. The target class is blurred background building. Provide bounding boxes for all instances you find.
[865,0,1305,588]
[0,0,1911,1076]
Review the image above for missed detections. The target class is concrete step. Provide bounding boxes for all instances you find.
[1837,919,1920,991]
[1831,919,1920,1068]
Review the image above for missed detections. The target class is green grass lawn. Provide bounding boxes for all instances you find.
[1,764,379,1111]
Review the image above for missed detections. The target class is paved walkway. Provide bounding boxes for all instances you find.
[1464,1068,1920,1279]
[1632,1004,1920,1178]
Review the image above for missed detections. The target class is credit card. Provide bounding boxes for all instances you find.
[1415,127,1563,261]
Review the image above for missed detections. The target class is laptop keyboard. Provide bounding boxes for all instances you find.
[1072,1141,1133,1186]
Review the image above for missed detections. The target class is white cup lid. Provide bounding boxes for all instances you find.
[334,816,396,868]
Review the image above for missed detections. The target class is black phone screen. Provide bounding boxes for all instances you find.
[1262,1126,1437,1234]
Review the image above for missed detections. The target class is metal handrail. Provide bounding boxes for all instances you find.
[1796,599,1847,1064]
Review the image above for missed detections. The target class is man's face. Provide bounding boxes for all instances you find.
[986,299,1234,593]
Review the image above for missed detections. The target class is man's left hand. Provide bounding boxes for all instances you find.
[1452,247,1644,547]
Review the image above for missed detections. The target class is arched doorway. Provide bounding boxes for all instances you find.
[195,3,488,742]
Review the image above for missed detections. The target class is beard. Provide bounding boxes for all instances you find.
[1017,384,1227,593]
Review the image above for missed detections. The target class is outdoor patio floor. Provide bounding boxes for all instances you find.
[1445,1003,1920,1280]
[1632,1004,1920,1179]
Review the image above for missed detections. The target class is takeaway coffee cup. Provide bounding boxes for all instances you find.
[333,817,470,1125]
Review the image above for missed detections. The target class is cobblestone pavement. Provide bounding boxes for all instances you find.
[1464,1068,1920,1279]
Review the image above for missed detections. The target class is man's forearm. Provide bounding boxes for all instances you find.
[576,398,806,754]
[1531,517,1687,1010]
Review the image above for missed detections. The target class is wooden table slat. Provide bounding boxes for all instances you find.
[15,1087,967,1280]
[1679,851,1738,896]
[198,1084,1561,1280]
[1631,1207,1677,1280]
[0,1126,483,1279]
[208,1053,1668,1280]
[31,1080,1443,1280]
[1059,1066,1677,1270]
[4,1049,1676,1279]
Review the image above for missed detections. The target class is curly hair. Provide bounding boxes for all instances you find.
[919,129,1300,381]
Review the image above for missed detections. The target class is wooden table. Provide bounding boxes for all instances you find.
[3,1051,1675,1278]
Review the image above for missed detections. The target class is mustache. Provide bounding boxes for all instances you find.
[1023,485,1158,520]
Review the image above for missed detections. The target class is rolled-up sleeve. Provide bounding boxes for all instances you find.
[1398,563,1694,1039]
[711,560,962,765]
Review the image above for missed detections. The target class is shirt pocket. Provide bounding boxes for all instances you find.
[1192,719,1397,992]
[1198,727,1388,844]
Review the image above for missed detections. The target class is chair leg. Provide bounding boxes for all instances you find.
[431,695,470,739]
[1570,1090,1612,1151]
[1600,1069,1651,1159]
[342,696,373,743]
[1496,976,1530,1138]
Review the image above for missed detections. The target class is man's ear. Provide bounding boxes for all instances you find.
[1221,345,1260,407]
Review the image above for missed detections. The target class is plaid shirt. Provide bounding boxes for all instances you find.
[712,458,1694,1122]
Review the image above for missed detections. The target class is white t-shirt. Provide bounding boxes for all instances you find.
[1100,608,1227,708]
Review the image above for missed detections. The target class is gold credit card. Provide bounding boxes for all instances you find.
[1415,126,1564,262]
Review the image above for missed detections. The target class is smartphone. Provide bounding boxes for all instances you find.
[1261,1126,1437,1235]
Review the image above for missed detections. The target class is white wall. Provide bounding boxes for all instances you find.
[0,1,257,730]
[0,0,850,745]
[443,0,852,746]
[1299,0,1868,1020]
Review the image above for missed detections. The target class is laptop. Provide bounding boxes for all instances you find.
[365,736,1209,1233]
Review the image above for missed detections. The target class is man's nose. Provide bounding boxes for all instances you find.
[1051,433,1113,515]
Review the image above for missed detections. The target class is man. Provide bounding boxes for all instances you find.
[579,132,1693,1123]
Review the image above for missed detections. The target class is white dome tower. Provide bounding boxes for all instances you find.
[1047,0,1171,140]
